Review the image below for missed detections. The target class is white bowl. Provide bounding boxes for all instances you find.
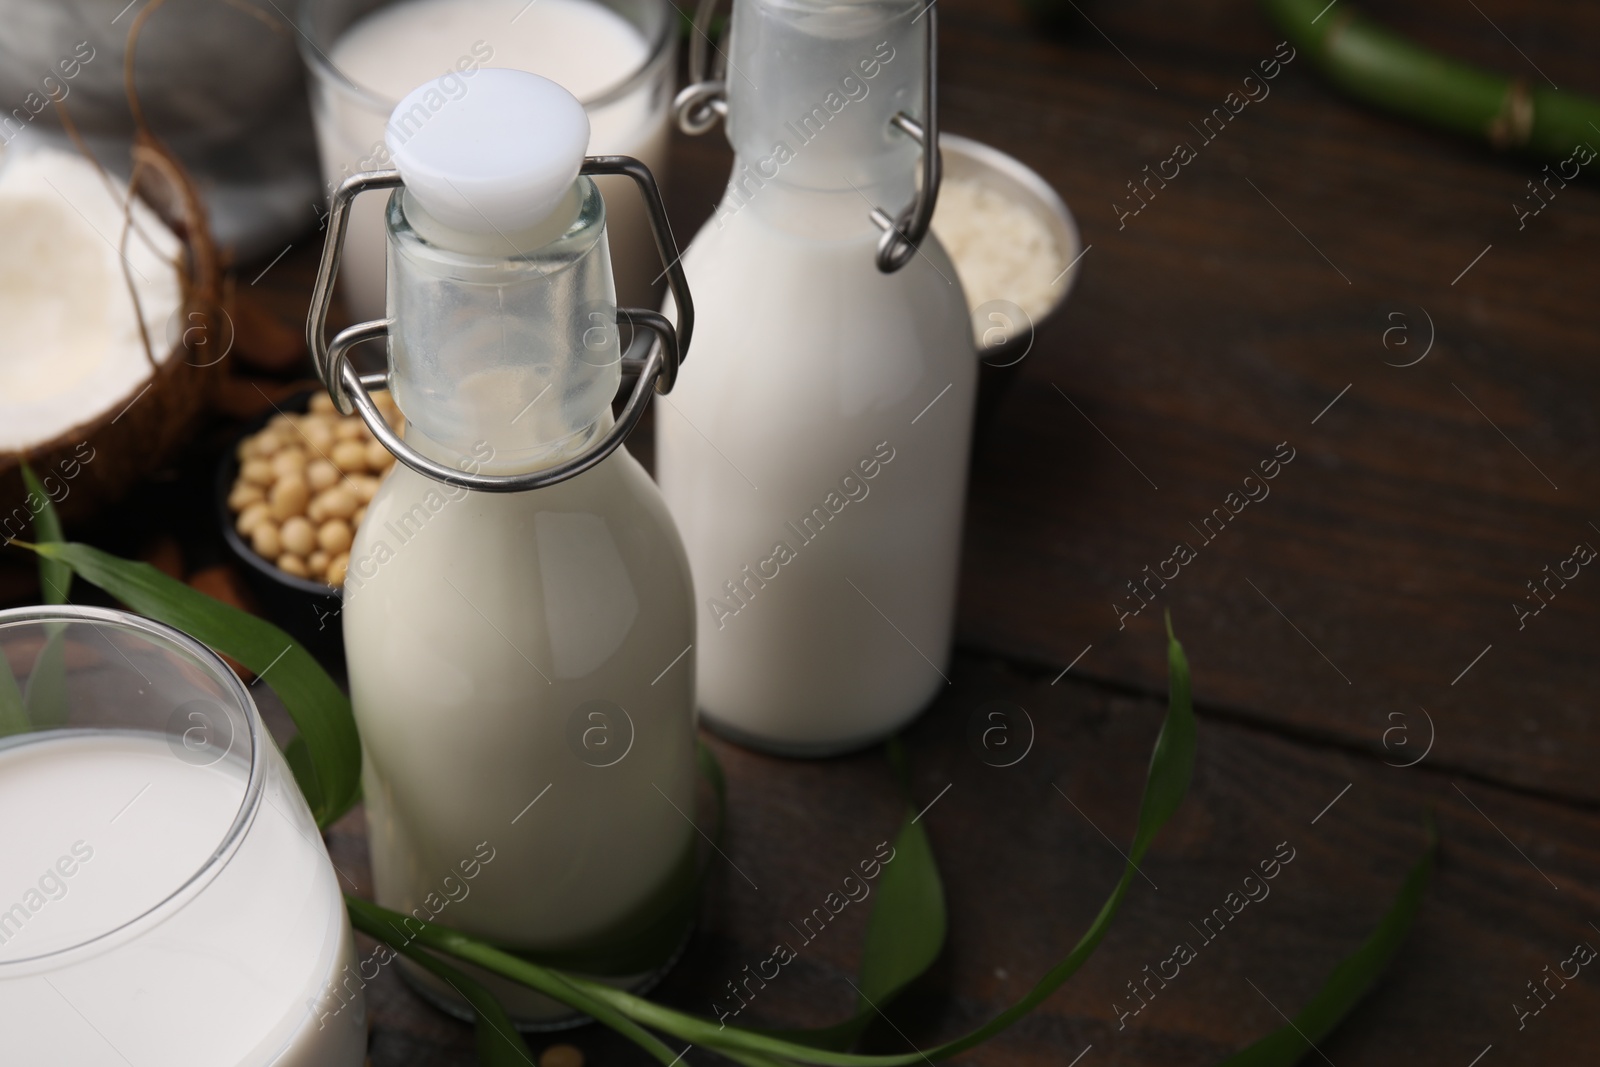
[937,132,1082,365]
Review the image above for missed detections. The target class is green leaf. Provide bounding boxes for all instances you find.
[1136,612,1197,857]
[397,944,539,1066]
[856,741,948,1009]
[761,740,947,1052]
[18,462,70,605]
[346,895,687,1067]
[284,736,327,820]
[1217,817,1438,1066]
[349,908,539,1066]
[402,622,1201,1067]
[0,650,27,738]
[19,541,361,827]
[897,616,1198,1063]
[699,738,728,835]
[331,612,1418,1067]
[855,813,945,1007]
[8,463,71,730]
[21,625,67,729]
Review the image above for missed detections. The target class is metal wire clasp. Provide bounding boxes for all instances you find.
[674,0,942,274]
[673,0,728,135]
[305,156,694,493]
[870,4,941,274]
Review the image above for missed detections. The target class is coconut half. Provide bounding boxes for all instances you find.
[0,147,184,452]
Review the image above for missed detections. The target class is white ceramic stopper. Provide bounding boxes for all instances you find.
[386,68,590,236]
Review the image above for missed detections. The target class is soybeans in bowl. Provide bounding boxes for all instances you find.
[224,392,400,589]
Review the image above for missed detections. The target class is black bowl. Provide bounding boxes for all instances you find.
[215,390,346,666]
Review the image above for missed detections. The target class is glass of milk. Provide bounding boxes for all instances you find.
[0,606,366,1066]
[298,0,676,321]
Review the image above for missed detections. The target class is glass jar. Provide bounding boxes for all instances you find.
[0,605,365,1066]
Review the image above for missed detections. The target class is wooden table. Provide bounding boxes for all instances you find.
[26,0,1600,1062]
[333,0,1597,1059]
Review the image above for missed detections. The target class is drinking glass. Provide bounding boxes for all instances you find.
[0,605,366,1066]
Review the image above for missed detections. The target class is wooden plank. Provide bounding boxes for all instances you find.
[911,0,1600,802]
[333,646,1600,1065]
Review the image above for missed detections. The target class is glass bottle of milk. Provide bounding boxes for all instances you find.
[657,0,975,755]
[312,70,698,1025]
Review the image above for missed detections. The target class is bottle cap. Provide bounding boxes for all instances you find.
[386,68,590,236]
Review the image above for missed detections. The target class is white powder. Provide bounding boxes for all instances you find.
[931,176,1065,329]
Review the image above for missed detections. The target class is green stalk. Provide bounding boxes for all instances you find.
[1216,816,1438,1065]
[392,944,539,1066]
[15,464,69,730]
[347,897,909,1067]
[18,463,70,604]
[346,896,684,1067]
[19,540,362,826]
[348,620,1200,1067]
[1262,0,1600,159]
[0,650,24,738]
[716,1050,803,1067]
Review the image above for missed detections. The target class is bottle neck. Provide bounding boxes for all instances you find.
[721,0,925,238]
[382,177,623,476]
[401,406,616,479]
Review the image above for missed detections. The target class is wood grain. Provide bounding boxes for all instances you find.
[923,0,1600,804]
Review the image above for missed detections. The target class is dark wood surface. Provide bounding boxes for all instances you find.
[316,652,1600,1066]
[330,0,1595,1060]
[19,0,1599,1062]
[944,0,1600,809]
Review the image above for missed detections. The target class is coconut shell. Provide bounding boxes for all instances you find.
[0,136,224,530]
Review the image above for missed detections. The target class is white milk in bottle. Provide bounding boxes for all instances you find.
[328,70,697,1025]
[657,0,975,755]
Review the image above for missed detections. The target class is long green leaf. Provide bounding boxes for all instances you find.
[765,738,947,1051]
[856,814,944,1008]
[429,966,536,1066]
[898,615,1198,1062]
[1217,817,1438,1065]
[346,895,685,1067]
[789,744,947,1049]
[359,921,538,1066]
[18,462,70,605]
[21,541,361,827]
[699,738,728,819]
[1136,613,1197,856]
[396,623,1200,1067]
[0,651,26,738]
[21,628,67,729]
[13,466,69,729]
